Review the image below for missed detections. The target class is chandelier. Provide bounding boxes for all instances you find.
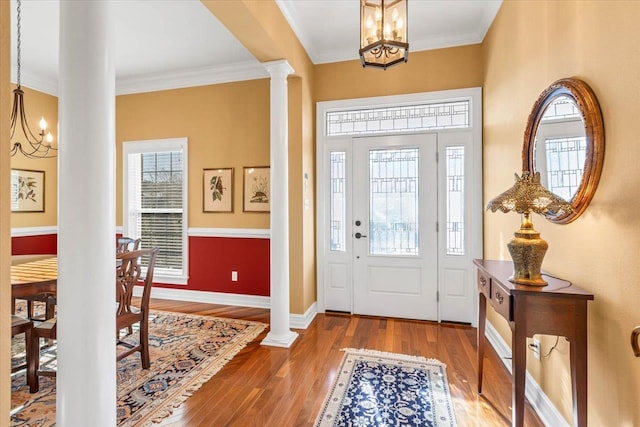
[359,0,409,70]
[10,0,57,159]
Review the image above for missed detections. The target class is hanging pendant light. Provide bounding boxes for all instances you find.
[359,0,409,70]
[10,0,57,159]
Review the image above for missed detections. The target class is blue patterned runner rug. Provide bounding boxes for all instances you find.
[315,348,457,427]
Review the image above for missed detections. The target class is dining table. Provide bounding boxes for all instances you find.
[11,256,58,319]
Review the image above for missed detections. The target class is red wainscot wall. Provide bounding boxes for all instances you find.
[12,234,57,255]
[11,233,270,297]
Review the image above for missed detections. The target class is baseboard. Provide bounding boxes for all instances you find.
[135,286,316,330]
[290,302,317,330]
[134,286,270,309]
[485,321,570,427]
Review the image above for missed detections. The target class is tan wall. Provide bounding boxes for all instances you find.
[115,80,271,229]
[482,1,640,425]
[10,86,58,228]
[1,1,11,421]
[315,44,484,102]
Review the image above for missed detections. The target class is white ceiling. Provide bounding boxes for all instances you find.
[10,0,502,95]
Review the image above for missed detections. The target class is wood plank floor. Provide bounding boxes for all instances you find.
[148,298,544,427]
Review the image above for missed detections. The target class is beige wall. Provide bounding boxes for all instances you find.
[116,80,271,229]
[482,1,640,425]
[1,1,11,421]
[204,0,317,314]
[315,44,484,102]
[10,86,58,228]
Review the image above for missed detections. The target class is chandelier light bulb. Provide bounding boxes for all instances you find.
[46,132,53,143]
[384,23,391,38]
[366,16,373,29]
[39,117,48,131]
[375,7,382,21]
[396,17,404,30]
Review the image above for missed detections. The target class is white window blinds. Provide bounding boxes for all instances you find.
[123,138,188,284]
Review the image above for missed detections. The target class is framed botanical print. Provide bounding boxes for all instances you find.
[203,168,233,212]
[11,169,45,212]
[243,166,270,212]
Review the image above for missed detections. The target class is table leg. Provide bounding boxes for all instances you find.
[478,292,487,394]
[512,324,527,427]
[570,303,588,427]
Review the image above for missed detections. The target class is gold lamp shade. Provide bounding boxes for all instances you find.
[487,171,573,286]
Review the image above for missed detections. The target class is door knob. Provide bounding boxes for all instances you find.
[354,232,367,239]
[355,220,361,226]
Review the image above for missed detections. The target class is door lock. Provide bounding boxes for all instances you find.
[354,232,367,239]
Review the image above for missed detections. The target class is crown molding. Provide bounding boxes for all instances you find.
[12,60,270,97]
[274,0,317,64]
[116,60,269,95]
[11,69,58,96]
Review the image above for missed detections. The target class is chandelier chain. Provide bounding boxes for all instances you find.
[16,0,21,87]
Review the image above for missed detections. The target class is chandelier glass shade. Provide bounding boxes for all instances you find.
[10,0,57,159]
[359,0,409,70]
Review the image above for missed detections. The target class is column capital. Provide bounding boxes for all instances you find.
[262,60,294,79]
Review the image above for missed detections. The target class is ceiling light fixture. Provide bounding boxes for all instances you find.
[359,0,409,70]
[10,0,57,159]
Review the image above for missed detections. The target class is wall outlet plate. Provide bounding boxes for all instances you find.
[231,271,238,282]
[532,337,541,360]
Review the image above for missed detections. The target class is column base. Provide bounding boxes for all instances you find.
[261,330,299,348]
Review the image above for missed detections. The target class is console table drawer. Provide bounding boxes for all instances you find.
[477,271,491,299]
[490,281,511,320]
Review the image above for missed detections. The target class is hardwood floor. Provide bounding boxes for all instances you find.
[148,298,544,427]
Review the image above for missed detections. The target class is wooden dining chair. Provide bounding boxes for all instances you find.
[116,237,142,254]
[12,315,36,392]
[29,317,57,393]
[116,247,159,369]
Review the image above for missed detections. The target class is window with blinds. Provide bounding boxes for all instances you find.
[123,138,188,284]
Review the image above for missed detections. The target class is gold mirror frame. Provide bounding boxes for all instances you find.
[522,78,604,224]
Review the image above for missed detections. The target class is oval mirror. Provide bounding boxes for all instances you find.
[522,78,604,224]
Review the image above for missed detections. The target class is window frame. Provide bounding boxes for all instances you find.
[122,137,189,285]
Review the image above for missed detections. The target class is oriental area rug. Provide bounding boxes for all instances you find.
[10,310,266,426]
[314,348,457,427]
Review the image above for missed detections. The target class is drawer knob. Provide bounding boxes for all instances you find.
[480,277,487,286]
[495,291,504,304]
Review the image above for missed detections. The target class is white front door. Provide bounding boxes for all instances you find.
[317,88,483,325]
[352,134,438,320]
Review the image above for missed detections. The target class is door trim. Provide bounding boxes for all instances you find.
[316,88,483,326]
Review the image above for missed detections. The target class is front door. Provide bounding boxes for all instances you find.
[352,134,438,320]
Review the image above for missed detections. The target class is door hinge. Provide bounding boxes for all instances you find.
[436,222,439,232]
[437,291,440,302]
[436,151,439,162]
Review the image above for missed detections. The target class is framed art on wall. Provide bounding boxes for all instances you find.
[203,168,233,212]
[11,169,45,212]
[243,166,270,212]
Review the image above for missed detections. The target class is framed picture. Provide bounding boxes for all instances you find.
[11,169,45,212]
[243,166,270,212]
[203,168,234,212]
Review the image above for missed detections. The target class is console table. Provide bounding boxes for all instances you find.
[474,259,594,427]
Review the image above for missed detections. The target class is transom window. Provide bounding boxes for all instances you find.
[326,100,470,136]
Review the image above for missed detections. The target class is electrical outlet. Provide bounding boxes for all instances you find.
[231,271,238,282]
[532,337,541,360]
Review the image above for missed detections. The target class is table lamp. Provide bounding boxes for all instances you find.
[486,171,574,286]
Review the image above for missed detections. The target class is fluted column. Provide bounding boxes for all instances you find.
[57,2,116,425]
[261,60,298,348]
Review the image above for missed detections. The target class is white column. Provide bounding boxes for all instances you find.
[261,60,298,348]
[57,2,116,425]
